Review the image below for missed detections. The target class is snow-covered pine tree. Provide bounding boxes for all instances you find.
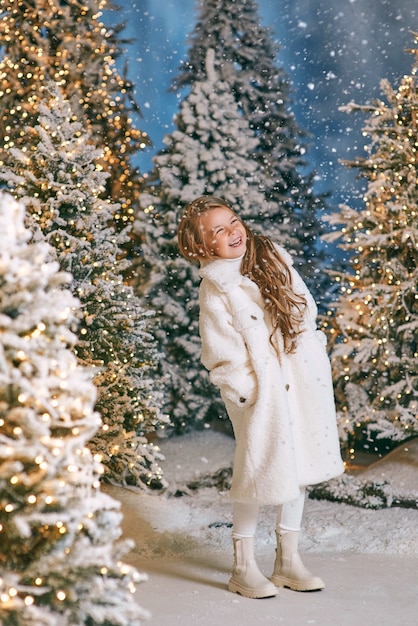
[324,39,418,458]
[0,192,148,626]
[137,49,268,432]
[0,85,168,489]
[0,0,149,235]
[172,0,327,285]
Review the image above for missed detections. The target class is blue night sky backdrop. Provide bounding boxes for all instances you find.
[106,0,418,211]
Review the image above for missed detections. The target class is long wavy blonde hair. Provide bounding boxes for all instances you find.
[178,196,307,353]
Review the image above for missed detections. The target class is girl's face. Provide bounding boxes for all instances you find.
[199,206,247,259]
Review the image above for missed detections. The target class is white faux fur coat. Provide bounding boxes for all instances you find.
[198,246,344,505]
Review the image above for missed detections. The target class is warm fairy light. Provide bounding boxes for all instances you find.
[326,45,418,465]
[0,15,167,595]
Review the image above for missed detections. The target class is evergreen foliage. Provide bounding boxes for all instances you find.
[172,0,327,280]
[136,0,329,434]
[0,0,149,233]
[0,85,168,489]
[0,192,148,626]
[324,39,418,456]
[138,49,266,431]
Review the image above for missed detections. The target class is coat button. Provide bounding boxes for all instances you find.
[285,384,290,391]
[239,397,246,403]
[250,315,257,320]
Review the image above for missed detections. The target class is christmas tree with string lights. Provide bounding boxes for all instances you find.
[0,85,168,489]
[324,38,418,460]
[137,49,268,432]
[0,192,148,626]
[0,0,149,238]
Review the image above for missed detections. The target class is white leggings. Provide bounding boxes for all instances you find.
[232,488,306,538]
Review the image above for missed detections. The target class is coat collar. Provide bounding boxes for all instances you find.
[199,255,247,292]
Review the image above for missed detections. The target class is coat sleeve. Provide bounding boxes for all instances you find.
[198,282,257,407]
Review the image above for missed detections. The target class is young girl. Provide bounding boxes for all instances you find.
[177,196,344,599]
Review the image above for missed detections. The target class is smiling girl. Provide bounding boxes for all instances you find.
[178,195,344,600]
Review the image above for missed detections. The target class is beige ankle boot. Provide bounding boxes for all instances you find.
[228,536,278,599]
[271,531,325,592]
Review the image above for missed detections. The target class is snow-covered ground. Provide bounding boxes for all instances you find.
[103,430,418,625]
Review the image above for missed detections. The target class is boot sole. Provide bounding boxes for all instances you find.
[228,579,278,599]
[271,575,325,592]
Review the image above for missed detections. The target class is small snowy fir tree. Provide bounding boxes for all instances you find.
[137,49,268,432]
[0,85,168,489]
[0,193,148,626]
[0,0,150,234]
[172,0,328,285]
[324,39,418,457]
